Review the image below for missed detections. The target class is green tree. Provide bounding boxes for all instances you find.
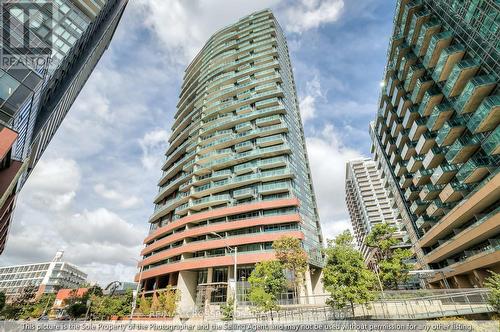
[19,293,55,319]
[220,295,234,321]
[89,290,133,319]
[484,271,500,312]
[248,260,287,320]
[138,297,152,315]
[157,286,180,317]
[365,223,414,289]
[0,286,37,319]
[272,236,308,303]
[323,230,376,317]
[65,290,88,319]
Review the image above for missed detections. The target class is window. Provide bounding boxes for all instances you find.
[0,71,21,102]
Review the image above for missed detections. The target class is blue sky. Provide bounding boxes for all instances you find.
[1,0,395,284]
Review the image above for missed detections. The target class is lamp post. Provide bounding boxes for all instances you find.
[130,258,144,320]
[210,232,237,320]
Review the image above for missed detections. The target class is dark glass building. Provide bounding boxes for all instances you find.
[372,0,499,288]
[0,0,128,253]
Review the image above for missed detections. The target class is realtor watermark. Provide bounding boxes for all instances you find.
[0,0,54,70]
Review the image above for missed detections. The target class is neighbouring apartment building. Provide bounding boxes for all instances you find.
[345,158,410,262]
[0,251,87,299]
[0,0,128,253]
[372,0,499,288]
[137,9,324,312]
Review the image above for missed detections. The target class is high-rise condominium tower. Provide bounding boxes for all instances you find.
[138,9,324,312]
[345,158,410,262]
[0,0,128,253]
[372,0,499,288]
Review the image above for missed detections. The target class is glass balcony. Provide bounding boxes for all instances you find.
[435,116,466,147]
[415,215,437,232]
[396,129,410,149]
[482,126,500,155]
[255,114,281,127]
[393,0,410,28]
[390,119,404,138]
[448,130,483,164]
[419,183,445,201]
[391,42,411,72]
[414,18,441,57]
[431,44,465,82]
[406,10,431,45]
[391,84,406,107]
[410,199,428,215]
[400,0,423,36]
[431,163,460,185]
[417,87,443,117]
[235,140,253,152]
[455,154,494,184]
[388,32,405,60]
[386,74,401,98]
[413,168,433,186]
[442,58,481,98]
[415,131,436,155]
[382,130,389,146]
[386,110,398,129]
[402,141,416,160]
[408,154,424,172]
[467,95,500,134]
[422,145,445,169]
[395,160,408,177]
[426,103,454,132]
[422,31,453,69]
[260,182,290,195]
[396,94,412,118]
[399,173,413,188]
[390,149,401,166]
[439,181,470,203]
[380,97,394,119]
[426,200,453,218]
[190,194,232,211]
[410,76,433,104]
[256,134,284,147]
[233,187,256,199]
[235,122,252,132]
[405,185,420,201]
[403,106,420,129]
[385,138,397,156]
[397,53,418,81]
[408,117,427,141]
[455,75,497,115]
[404,63,425,92]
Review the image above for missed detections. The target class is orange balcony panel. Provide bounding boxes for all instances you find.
[142,213,301,255]
[140,230,304,267]
[137,251,277,281]
[145,198,299,243]
[0,127,17,161]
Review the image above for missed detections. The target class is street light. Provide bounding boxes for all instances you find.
[130,258,144,320]
[210,232,237,320]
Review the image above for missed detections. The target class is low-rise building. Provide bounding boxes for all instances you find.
[0,251,87,299]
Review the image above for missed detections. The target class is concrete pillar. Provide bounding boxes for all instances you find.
[303,265,313,304]
[204,268,213,310]
[453,275,472,288]
[472,269,489,287]
[177,271,198,315]
[310,268,324,304]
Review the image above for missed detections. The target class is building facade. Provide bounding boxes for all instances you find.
[345,158,410,262]
[137,9,324,312]
[0,0,128,253]
[372,0,499,288]
[0,251,87,299]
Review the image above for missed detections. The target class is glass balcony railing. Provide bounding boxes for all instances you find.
[408,154,424,172]
[414,18,441,56]
[420,183,445,201]
[391,42,411,71]
[410,199,428,215]
[408,117,426,141]
[402,106,419,129]
[467,95,500,134]
[426,200,453,217]
[415,215,436,231]
[406,10,431,46]
[435,116,466,147]
[415,131,436,154]
[401,141,416,160]
[395,159,408,177]
[426,103,453,132]
[454,75,497,115]
[431,44,465,83]
[413,168,432,186]
[404,63,425,92]
[397,53,418,81]
[430,163,459,185]
[410,76,433,104]
[455,154,493,184]
[422,145,445,169]
[399,173,413,188]
[396,129,410,148]
[417,87,443,117]
[422,31,453,69]
[448,131,482,164]
[482,126,500,156]
[442,58,481,98]
[400,0,422,36]
[439,181,471,203]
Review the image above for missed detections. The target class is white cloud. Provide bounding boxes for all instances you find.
[299,75,324,123]
[306,124,362,240]
[139,129,170,171]
[94,184,142,209]
[285,0,344,33]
